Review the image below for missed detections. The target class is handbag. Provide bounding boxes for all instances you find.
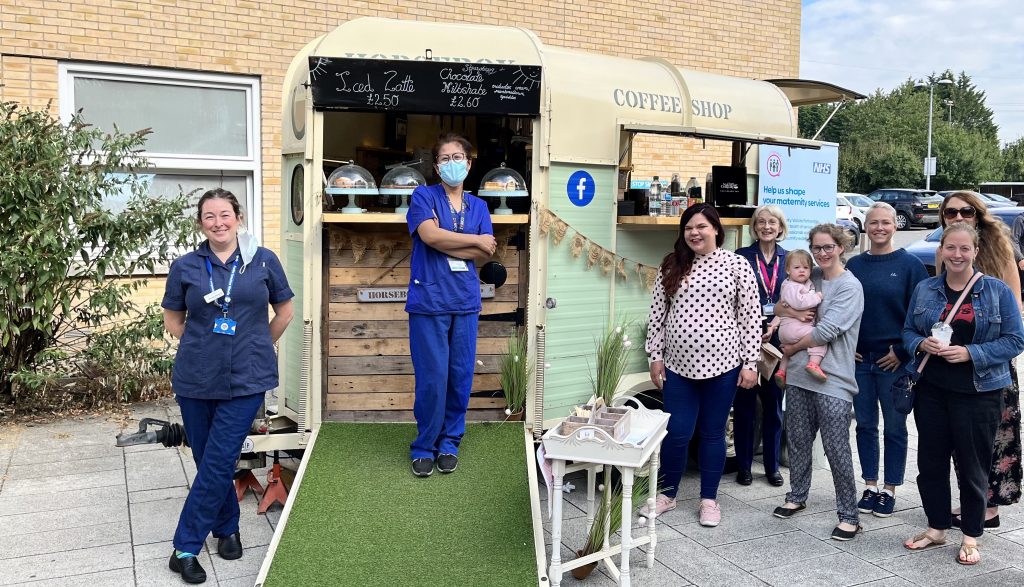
[892,271,983,415]
[757,342,783,383]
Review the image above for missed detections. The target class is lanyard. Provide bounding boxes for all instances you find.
[447,195,466,234]
[756,254,780,301]
[205,255,239,315]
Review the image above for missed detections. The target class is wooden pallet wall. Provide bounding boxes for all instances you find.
[324,225,524,422]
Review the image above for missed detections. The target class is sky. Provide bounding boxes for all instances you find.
[801,0,1024,146]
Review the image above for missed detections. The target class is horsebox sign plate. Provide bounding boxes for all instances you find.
[308,57,542,116]
[357,285,495,302]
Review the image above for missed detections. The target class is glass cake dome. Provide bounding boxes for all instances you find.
[325,162,378,214]
[477,163,528,214]
[380,164,426,214]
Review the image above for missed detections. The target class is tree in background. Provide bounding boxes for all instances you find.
[799,71,1002,193]
[0,101,197,411]
[1003,137,1024,181]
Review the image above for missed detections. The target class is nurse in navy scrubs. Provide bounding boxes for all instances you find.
[406,134,497,477]
[162,188,294,583]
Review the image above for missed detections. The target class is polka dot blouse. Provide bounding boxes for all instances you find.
[645,247,762,379]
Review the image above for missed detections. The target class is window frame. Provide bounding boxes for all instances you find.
[58,62,263,242]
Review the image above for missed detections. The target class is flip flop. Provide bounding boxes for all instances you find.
[903,531,947,551]
[957,543,980,566]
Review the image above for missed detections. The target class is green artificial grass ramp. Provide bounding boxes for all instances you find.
[264,422,537,587]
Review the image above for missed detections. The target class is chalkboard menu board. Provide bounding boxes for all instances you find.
[308,57,542,116]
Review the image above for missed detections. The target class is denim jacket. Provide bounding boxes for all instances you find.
[902,273,1024,392]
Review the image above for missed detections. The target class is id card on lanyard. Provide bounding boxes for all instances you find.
[444,195,469,272]
[206,255,239,335]
[757,254,779,316]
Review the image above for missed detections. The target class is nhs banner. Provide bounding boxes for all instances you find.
[758,143,839,252]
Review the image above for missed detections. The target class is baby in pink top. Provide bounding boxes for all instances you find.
[768,249,827,386]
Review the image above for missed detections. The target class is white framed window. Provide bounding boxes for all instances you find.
[58,62,262,241]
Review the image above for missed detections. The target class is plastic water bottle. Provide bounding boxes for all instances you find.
[648,177,661,217]
[662,185,673,217]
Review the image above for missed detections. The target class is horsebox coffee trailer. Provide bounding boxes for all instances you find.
[248,17,860,585]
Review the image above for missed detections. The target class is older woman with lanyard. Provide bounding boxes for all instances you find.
[406,134,497,478]
[733,205,789,487]
[162,188,294,584]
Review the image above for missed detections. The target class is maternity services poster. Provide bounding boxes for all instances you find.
[758,142,839,252]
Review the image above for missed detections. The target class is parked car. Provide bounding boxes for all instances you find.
[937,190,1016,209]
[865,188,942,230]
[905,206,1024,275]
[836,218,860,249]
[837,193,868,232]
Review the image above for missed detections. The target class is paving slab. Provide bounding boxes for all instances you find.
[5,454,124,480]
[853,576,918,587]
[0,520,129,560]
[125,448,187,493]
[752,551,892,586]
[878,543,1010,584]
[0,542,132,585]
[135,539,175,562]
[129,485,190,504]
[210,544,269,581]
[670,497,798,548]
[1,467,123,496]
[130,496,186,545]
[9,567,136,587]
[0,499,127,538]
[0,484,127,517]
[653,535,770,586]
[953,567,1024,585]
[9,442,125,466]
[711,530,839,571]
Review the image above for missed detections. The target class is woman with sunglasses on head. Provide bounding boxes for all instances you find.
[644,204,762,527]
[938,191,1023,530]
[772,224,865,542]
[901,223,1024,565]
[406,134,497,478]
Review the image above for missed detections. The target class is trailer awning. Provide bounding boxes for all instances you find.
[764,79,867,107]
[620,123,824,150]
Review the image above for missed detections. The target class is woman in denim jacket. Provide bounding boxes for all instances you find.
[902,224,1024,566]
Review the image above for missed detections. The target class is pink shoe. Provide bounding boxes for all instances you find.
[805,363,828,382]
[773,369,786,389]
[699,500,721,527]
[639,493,677,518]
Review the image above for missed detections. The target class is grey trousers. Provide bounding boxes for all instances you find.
[785,385,860,526]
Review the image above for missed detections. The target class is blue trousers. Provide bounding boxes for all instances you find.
[732,376,784,474]
[659,365,740,500]
[409,312,478,460]
[173,392,263,555]
[853,355,908,486]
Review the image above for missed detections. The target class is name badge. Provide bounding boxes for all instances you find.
[762,303,775,316]
[205,288,225,304]
[213,317,237,336]
[447,257,469,272]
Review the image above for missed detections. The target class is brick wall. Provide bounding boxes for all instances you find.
[1,0,801,250]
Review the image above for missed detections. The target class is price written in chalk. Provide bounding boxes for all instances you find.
[450,95,481,109]
[367,93,400,108]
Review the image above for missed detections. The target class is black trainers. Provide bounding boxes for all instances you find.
[437,453,458,473]
[412,457,434,477]
[873,492,895,518]
[857,488,879,513]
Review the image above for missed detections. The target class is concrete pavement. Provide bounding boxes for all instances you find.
[2,391,1024,586]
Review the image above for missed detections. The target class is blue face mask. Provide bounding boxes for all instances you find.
[438,160,469,187]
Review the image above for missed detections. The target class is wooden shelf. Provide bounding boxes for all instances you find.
[323,213,529,224]
[617,216,750,229]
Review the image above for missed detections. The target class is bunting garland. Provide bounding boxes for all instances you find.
[537,205,661,290]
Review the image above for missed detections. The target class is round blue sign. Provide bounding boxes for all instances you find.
[567,171,596,207]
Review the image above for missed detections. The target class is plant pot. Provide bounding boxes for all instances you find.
[571,549,598,580]
[506,409,525,421]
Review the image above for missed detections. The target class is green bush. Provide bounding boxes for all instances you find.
[0,101,196,409]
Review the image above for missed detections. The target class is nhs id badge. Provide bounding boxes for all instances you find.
[762,303,775,316]
[447,257,469,272]
[213,317,237,336]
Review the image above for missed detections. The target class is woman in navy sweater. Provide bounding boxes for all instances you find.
[845,203,928,518]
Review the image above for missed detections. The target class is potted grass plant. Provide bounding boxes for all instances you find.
[590,323,634,407]
[499,331,531,420]
[572,475,651,579]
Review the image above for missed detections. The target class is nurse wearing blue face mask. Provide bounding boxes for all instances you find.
[406,134,497,477]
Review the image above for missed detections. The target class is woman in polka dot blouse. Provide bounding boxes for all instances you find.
[643,203,762,527]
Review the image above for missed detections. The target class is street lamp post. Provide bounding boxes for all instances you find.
[915,78,954,190]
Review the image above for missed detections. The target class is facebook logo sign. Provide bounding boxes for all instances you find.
[567,170,596,207]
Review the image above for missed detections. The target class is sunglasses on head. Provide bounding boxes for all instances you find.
[943,206,977,220]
